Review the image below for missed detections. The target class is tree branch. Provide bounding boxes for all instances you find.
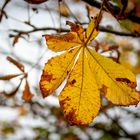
[99,26,139,37]
[82,0,140,24]
[10,26,140,37]
[104,112,139,140]
[0,0,11,22]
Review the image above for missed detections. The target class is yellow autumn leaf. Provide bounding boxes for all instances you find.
[66,21,85,41]
[87,48,140,105]
[44,32,82,52]
[59,48,100,125]
[85,17,99,43]
[40,47,80,97]
[40,14,140,125]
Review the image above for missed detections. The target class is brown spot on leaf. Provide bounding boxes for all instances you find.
[40,76,52,98]
[46,33,75,42]
[65,109,76,123]
[116,78,136,88]
[64,33,75,42]
[66,21,80,32]
[100,84,108,96]
[60,99,84,125]
[65,109,86,126]
[69,79,76,85]
[71,25,80,33]
[52,78,56,80]
[128,82,137,88]
[116,78,131,83]
[69,49,74,53]
[60,97,71,108]
[47,59,52,64]
[41,88,51,98]
[44,72,53,82]
[67,71,69,74]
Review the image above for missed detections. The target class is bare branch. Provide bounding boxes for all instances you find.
[0,0,11,22]
[10,26,140,37]
[82,0,140,24]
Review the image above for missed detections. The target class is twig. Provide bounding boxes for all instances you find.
[0,0,11,22]
[99,26,140,37]
[63,1,81,23]
[82,0,140,24]
[104,112,138,140]
[10,26,140,37]
[120,108,140,119]
[10,27,69,34]
[45,4,56,28]
[58,0,62,32]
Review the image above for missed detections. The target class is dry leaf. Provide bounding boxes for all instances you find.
[60,3,70,17]
[4,80,22,97]
[22,80,33,101]
[7,56,24,72]
[24,0,48,4]
[0,74,22,80]
[44,32,82,52]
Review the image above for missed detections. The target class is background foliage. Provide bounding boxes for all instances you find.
[0,0,140,139]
